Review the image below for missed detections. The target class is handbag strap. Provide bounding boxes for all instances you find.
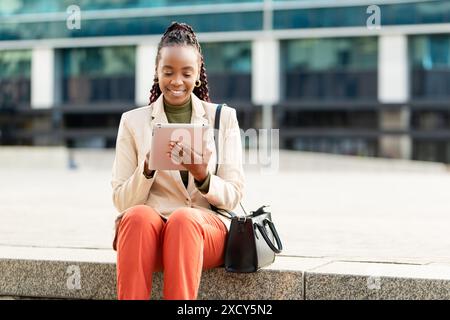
[214,104,222,176]
[211,105,236,219]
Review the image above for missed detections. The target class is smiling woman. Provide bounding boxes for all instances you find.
[111,21,245,301]
[157,46,200,106]
[149,22,210,106]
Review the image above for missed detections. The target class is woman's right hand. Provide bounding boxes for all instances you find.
[143,151,155,177]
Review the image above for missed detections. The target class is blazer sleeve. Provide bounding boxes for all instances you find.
[111,113,156,213]
[201,108,244,212]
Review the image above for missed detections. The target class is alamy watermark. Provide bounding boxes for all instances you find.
[366,266,382,291]
[66,265,81,290]
[366,5,381,30]
[166,128,280,174]
[66,5,81,30]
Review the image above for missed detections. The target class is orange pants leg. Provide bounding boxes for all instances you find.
[116,205,227,300]
[116,205,164,300]
[162,207,228,300]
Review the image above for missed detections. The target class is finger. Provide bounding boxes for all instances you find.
[172,142,183,156]
[169,149,183,165]
[203,147,213,163]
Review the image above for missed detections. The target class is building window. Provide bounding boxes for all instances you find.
[0,12,263,41]
[202,41,252,103]
[413,140,450,164]
[0,0,262,15]
[274,1,450,29]
[281,37,378,101]
[61,46,135,103]
[0,50,31,108]
[410,34,450,99]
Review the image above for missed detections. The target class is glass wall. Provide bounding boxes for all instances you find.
[0,0,262,16]
[281,37,378,101]
[410,34,450,99]
[274,1,450,29]
[61,46,135,103]
[0,12,263,41]
[202,41,251,103]
[412,140,450,163]
[0,50,31,108]
[0,49,32,145]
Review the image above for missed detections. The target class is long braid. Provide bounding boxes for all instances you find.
[149,22,210,105]
[149,77,162,105]
[193,58,210,102]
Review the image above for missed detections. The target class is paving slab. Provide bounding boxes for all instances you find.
[2,148,450,299]
[306,261,450,300]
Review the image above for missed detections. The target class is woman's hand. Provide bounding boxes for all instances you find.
[143,151,155,177]
[168,140,212,182]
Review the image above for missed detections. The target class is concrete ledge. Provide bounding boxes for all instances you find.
[0,248,305,300]
[0,259,303,300]
[306,261,450,300]
[1,247,450,300]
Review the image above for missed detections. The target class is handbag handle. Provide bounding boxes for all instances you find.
[256,219,283,254]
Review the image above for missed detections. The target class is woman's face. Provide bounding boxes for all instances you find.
[157,45,200,106]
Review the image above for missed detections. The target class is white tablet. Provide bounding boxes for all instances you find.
[149,123,209,170]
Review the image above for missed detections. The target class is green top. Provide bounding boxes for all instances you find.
[164,98,211,193]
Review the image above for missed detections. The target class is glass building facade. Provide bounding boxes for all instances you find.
[0,50,31,145]
[0,50,31,108]
[202,41,252,102]
[0,0,449,162]
[409,33,450,163]
[281,37,378,101]
[62,46,135,103]
[279,37,379,156]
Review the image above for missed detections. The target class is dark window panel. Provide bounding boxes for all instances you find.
[0,0,262,16]
[274,1,450,29]
[0,12,263,41]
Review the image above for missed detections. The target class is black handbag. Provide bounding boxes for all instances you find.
[222,205,283,272]
[212,105,283,273]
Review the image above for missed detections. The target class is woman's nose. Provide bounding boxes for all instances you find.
[171,76,183,86]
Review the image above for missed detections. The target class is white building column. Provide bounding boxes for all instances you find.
[378,34,411,159]
[135,43,158,106]
[31,47,60,109]
[252,38,280,130]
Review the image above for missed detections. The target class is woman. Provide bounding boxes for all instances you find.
[111,22,244,300]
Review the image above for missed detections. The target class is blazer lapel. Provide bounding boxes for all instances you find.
[150,94,168,127]
[190,93,209,127]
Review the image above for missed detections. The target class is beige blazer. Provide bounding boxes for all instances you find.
[111,93,245,228]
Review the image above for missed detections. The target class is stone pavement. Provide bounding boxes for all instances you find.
[2,147,450,299]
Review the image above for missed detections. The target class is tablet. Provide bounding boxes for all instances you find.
[149,123,209,170]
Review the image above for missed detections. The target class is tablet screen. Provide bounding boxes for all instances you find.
[149,123,208,170]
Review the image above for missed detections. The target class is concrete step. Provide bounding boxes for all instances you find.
[1,246,450,300]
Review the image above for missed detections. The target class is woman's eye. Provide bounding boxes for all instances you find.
[164,72,172,76]
[184,74,192,77]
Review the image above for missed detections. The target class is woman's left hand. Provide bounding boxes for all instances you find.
[168,140,212,182]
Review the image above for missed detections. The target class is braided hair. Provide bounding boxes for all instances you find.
[149,22,210,104]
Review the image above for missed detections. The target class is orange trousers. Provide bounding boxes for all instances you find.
[116,205,228,300]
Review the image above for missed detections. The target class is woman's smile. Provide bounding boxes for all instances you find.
[167,88,187,97]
